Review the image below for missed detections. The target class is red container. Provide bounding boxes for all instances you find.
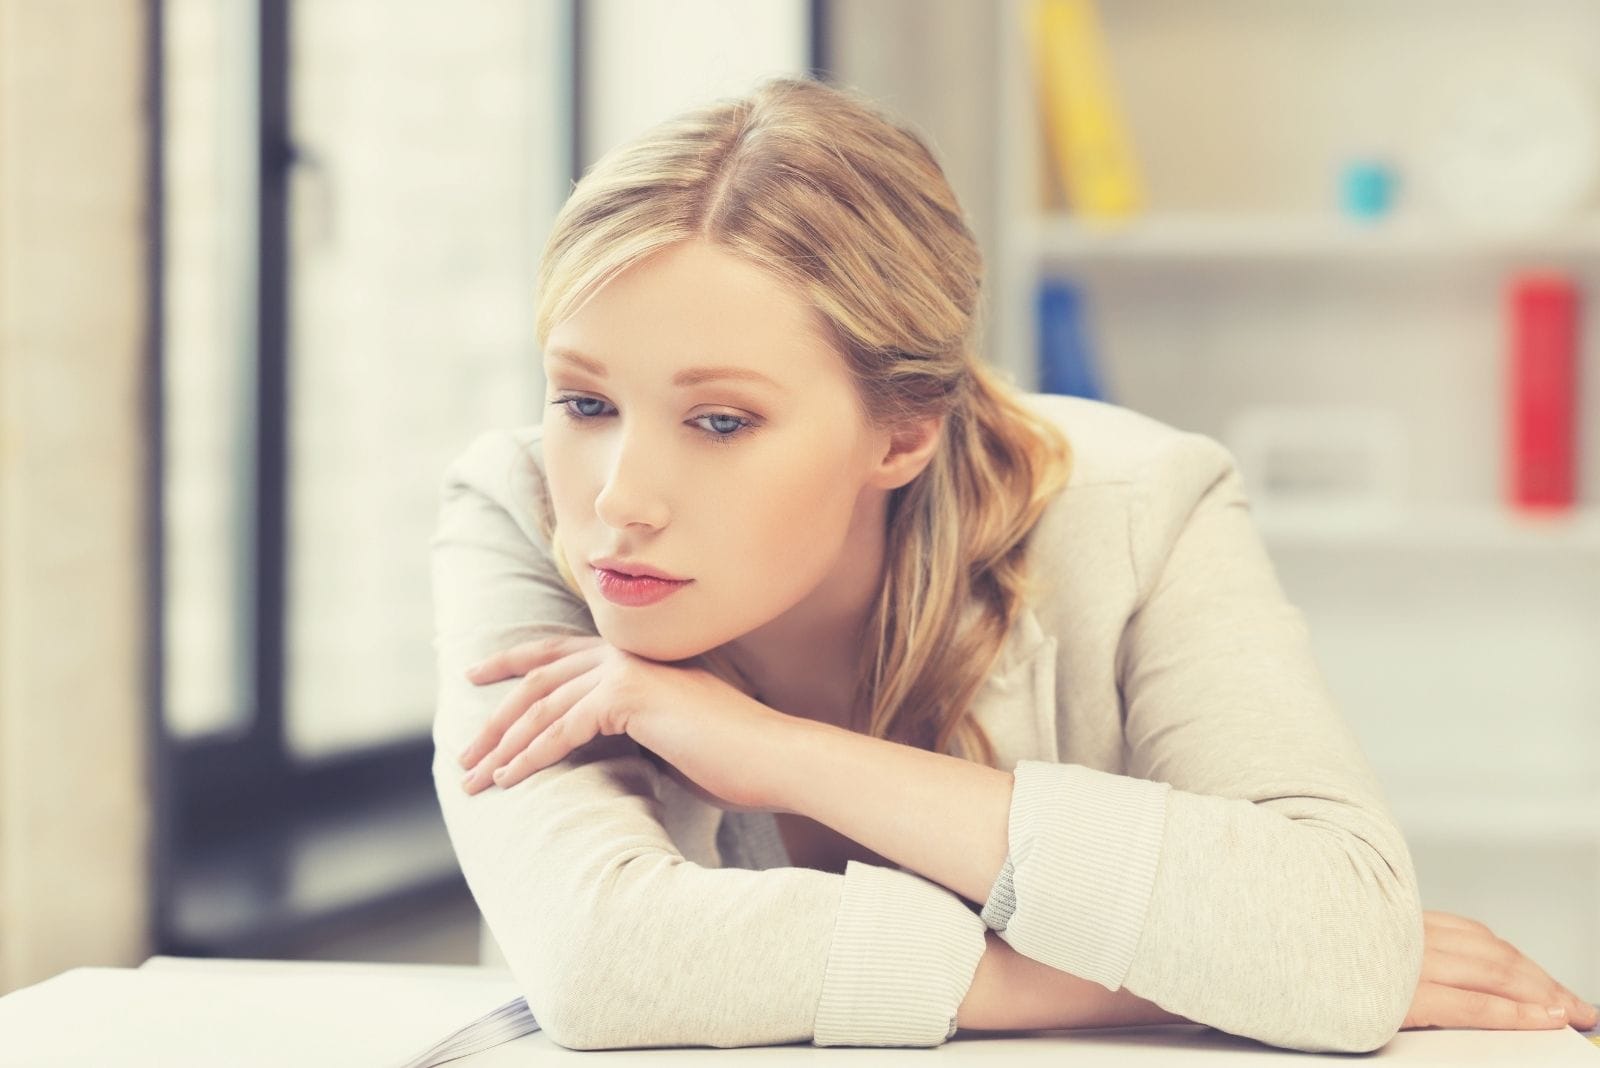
[1507,272,1580,511]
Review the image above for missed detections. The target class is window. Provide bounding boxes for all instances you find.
[158,0,571,956]
[157,0,822,959]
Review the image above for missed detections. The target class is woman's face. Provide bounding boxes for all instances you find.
[541,238,895,663]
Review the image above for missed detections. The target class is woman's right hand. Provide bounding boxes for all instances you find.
[1402,910,1598,1032]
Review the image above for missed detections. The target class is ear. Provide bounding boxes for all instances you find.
[868,414,944,491]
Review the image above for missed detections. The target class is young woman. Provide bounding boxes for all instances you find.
[433,76,1596,1052]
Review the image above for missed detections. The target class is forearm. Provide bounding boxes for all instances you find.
[760,715,1194,1036]
[958,930,1192,1032]
[765,713,1013,905]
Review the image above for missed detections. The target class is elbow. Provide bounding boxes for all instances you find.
[1297,844,1426,1053]
[539,998,615,1052]
[520,936,630,1051]
[534,977,597,1052]
[1306,950,1420,1053]
[1270,913,1420,1054]
[527,910,684,1051]
[536,952,705,1051]
[1330,899,1424,1053]
[1318,985,1414,1055]
[498,852,739,1050]
[482,918,620,1050]
[541,949,720,1052]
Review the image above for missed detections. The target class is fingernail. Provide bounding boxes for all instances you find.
[457,747,473,767]
[463,664,479,680]
[1547,1005,1566,1019]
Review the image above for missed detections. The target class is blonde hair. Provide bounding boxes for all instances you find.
[531,76,1072,767]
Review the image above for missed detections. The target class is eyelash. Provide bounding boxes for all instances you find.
[548,394,758,446]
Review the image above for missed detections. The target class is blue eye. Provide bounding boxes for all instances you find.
[548,395,756,446]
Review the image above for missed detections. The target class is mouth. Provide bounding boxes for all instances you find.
[588,557,690,582]
[593,566,691,584]
[590,566,692,607]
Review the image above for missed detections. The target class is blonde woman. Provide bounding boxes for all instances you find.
[433,76,1597,1052]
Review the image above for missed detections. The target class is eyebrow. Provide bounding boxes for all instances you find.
[546,347,786,391]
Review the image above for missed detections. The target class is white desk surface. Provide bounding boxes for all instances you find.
[0,956,1591,1067]
[463,1023,1599,1066]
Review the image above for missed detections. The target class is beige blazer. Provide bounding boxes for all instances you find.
[430,392,1424,1054]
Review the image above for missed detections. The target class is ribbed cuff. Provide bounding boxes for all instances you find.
[979,854,1016,931]
[813,859,989,1047]
[992,760,1171,990]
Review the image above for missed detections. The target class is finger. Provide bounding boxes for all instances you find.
[1425,927,1596,1025]
[459,677,543,769]
[464,633,603,684]
[467,668,601,793]
[1427,913,1600,1028]
[1405,980,1570,1031]
[462,667,594,794]
[1542,981,1598,1028]
[458,644,605,768]
[461,639,554,684]
[1419,946,1564,1014]
[478,678,578,777]
[1497,951,1600,1028]
[1423,910,1493,936]
[491,676,605,790]
[1567,997,1600,1030]
[461,661,564,768]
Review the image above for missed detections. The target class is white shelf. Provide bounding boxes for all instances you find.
[1025,213,1600,264]
[1253,504,1600,553]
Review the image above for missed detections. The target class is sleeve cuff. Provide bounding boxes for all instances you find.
[986,760,1171,990]
[979,854,1016,931]
[813,859,988,1047]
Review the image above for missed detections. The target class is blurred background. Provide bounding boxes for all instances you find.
[1,0,1596,1003]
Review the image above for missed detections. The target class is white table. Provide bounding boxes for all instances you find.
[0,956,1593,1066]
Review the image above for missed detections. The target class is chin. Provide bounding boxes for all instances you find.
[591,619,712,665]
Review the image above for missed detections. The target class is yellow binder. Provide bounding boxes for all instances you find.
[1028,0,1144,218]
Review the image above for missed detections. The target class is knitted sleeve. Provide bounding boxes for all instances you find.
[978,433,1424,1054]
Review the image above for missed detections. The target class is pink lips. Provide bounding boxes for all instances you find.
[591,566,692,607]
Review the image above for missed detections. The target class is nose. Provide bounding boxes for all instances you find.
[593,427,671,531]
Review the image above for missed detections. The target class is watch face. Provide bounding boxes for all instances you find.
[1416,67,1600,230]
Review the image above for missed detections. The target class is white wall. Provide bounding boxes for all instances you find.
[580,0,810,169]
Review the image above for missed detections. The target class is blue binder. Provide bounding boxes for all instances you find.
[1037,277,1105,401]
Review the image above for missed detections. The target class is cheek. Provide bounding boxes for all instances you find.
[543,428,859,580]
[542,434,595,524]
[708,448,859,571]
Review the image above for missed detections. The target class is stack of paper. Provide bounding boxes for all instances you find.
[399,993,539,1067]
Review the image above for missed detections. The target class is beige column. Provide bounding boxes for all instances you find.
[0,0,154,993]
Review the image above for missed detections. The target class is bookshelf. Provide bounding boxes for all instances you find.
[992,0,1600,998]
[1253,504,1600,553]
[1029,214,1600,264]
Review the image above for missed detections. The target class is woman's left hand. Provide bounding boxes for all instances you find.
[456,633,794,812]
[1403,909,1599,1032]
